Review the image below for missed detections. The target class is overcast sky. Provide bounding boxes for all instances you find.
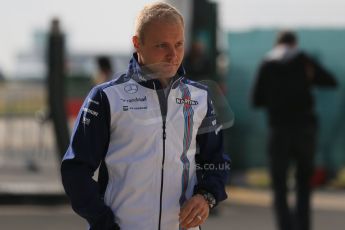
[1,0,345,75]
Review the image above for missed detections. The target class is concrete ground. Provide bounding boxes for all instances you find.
[0,196,344,230]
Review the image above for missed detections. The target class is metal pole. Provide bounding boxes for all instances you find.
[46,19,69,159]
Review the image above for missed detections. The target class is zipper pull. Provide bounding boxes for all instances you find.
[162,121,166,140]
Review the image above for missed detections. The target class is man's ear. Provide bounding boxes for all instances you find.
[132,36,140,52]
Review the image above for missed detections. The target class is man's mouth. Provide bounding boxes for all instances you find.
[163,63,179,67]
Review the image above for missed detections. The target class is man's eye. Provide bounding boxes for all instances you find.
[176,43,184,48]
[156,44,167,48]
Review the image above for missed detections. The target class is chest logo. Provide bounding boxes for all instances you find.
[176,98,198,106]
[124,84,138,94]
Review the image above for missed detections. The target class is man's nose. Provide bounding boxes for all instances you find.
[167,46,177,59]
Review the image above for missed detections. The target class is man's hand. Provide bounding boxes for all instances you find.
[179,194,209,228]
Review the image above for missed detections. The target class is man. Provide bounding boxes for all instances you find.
[92,56,113,85]
[61,2,230,230]
[252,31,337,230]
[183,40,212,82]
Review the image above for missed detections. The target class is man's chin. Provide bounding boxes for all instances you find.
[159,71,178,79]
[144,64,179,79]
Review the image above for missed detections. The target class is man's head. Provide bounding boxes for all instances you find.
[275,30,298,47]
[132,2,185,80]
[97,56,112,73]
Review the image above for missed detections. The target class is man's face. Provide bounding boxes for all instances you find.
[133,20,185,79]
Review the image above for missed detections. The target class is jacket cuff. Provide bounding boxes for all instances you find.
[89,208,120,230]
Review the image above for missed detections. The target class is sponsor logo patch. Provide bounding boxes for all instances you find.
[120,96,147,103]
[124,84,138,94]
[87,98,99,105]
[83,108,98,117]
[122,106,147,111]
[82,117,91,125]
[130,106,147,110]
[176,98,198,106]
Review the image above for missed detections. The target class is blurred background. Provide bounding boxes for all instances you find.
[0,0,344,229]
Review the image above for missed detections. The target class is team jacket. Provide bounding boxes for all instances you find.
[61,53,230,230]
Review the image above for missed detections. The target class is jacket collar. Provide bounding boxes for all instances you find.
[126,53,185,90]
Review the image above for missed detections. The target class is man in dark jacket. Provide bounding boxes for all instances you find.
[252,31,337,230]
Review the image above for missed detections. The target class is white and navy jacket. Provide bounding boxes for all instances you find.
[61,54,230,230]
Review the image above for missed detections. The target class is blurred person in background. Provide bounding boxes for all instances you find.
[184,40,212,82]
[93,55,113,85]
[0,69,4,82]
[184,40,228,95]
[252,30,337,230]
[61,2,230,230]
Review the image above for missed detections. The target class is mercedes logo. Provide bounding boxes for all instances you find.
[124,84,138,94]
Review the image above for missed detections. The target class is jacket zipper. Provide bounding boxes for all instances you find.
[156,77,182,230]
[158,119,166,230]
[156,85,167,230]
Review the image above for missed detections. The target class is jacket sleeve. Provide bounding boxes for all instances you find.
[304,54,338,87]
[252,61,269,108]
[60,86,120,230]
[194,91,230,205]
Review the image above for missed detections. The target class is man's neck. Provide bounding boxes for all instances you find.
[158,78,172,88]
